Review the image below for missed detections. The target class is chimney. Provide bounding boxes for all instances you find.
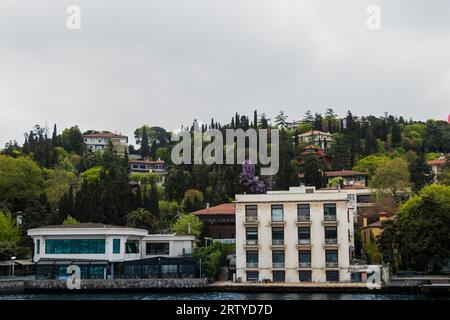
[362,214,368,228]
[187,222,192,235]
[379,212,388,223]
[206,203,210,209]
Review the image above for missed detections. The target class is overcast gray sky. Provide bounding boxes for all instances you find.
[0,0,449,146]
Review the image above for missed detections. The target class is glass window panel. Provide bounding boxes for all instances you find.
[299,271,312,282]
[298,227,311,244]
[272,271,285,282]
[245,205,258,221]
[325,227,338,244]
[297,204,310,221]
[272,251,284,267]
[113,239,121,254]
[246,228,258,244]
[298,251,311,264]
[324,203,337,220]
[246,271,259,281]
[146,242,169,255]
[272,227,284,245]
[246,251,258,268]
[271,205,284,222]
[325,250,338,263]
[326,271,340,282]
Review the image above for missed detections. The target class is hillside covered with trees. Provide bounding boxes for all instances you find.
[1,109,449,269]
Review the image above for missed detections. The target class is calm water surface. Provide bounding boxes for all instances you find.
[0,292,448,300]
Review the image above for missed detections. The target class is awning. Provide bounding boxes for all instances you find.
[0,261,15,267]
[14,260,34,266]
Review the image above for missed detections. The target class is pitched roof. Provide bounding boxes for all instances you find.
[427,159,447,166]
[325,170,368,177]
[299,130,332,137]
[82,133,128,139]
[319,184,368,190]
[192,203,236,216]
[130,159,165,164]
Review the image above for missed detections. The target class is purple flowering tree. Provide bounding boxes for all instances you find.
[239,160,268,194]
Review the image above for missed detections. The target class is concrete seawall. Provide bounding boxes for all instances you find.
[0,280,25,294]
[23,278,209,292]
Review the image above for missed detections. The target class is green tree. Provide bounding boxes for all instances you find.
[158,200,184,231]
[165,166,192,201]
[0,211,22,260]
[378,219,400,272]
[353,154,390,178]
[63,215,79,225]
[397,184,450,271]
[274,110,288,128]
[0,155,44,211]
[370,158,410,200]
[140,126,150,158]
[60,126,84,155]
[193,242,234,278]
[171,214,203,239]
[125,208,158,232]
[182,189,204,212]
[301,155,326,189]
[405,152,433,192]
[43,168,79,209]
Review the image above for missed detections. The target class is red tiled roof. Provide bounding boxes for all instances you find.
[192,203,236,216]
[319,184,367,190]
[82,133,128,139]
[427,159,447,166]
[325,170,368,177]
[299,130,332,137]
[130,159,165,164]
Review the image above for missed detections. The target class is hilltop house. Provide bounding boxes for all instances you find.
[427,158,448,182]
[82,132,128,155]
[129,159,168,184]
[298,130,333,150]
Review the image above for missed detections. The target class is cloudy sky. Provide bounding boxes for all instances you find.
[0,0,449,145]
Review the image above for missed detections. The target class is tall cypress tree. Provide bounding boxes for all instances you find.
[140,126,150,159]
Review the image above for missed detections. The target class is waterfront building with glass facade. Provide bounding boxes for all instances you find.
[235,186,355,283]
[28,224,196,279]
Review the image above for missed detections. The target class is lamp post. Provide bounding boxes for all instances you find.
[11,256,16,277]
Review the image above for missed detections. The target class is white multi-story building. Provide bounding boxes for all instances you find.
[298,130,333,150]
[82,132,128,154]
[129,159,168,184]
[235,186,355,283]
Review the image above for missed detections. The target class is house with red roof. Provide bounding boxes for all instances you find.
[82,132,128,154]
[192,203,236,243]
[427,158,448,182]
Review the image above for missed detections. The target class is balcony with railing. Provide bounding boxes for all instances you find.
[272,262,285,268]
[246,261,259,269]
[324,238,339,249]
[298,262,311,268]
[325,262,338,268]
[297,214,311,226]
[272,239,285,246]
[244,215,258,225]
[298,239,311,245]
[322,215,338,226]
[245,239,258,249]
